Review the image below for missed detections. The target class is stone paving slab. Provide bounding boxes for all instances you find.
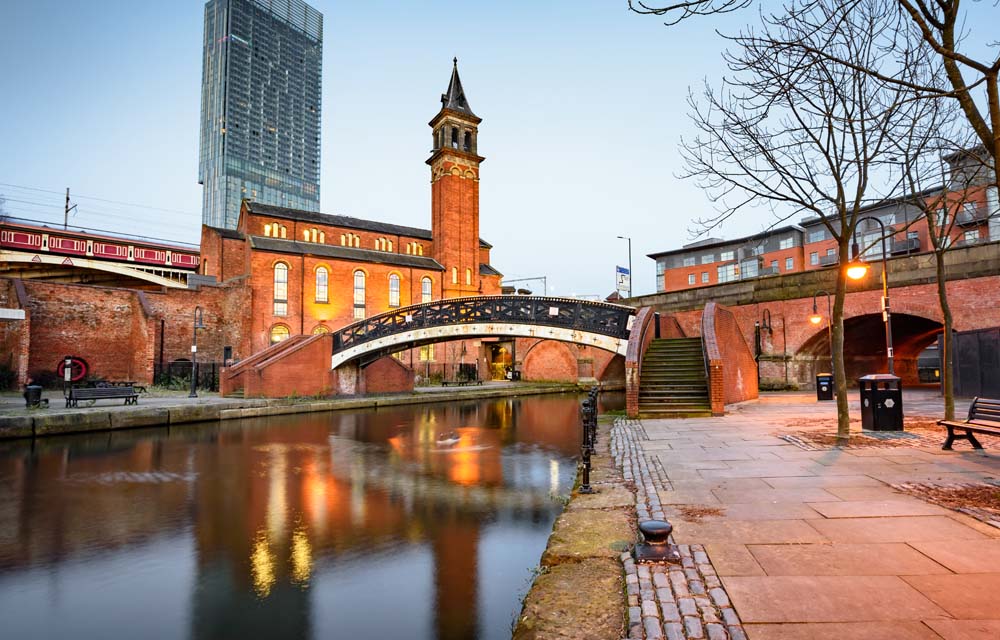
[722,575,949,623]
[744,621,943,640]
[670,519,830,545]
[806,515,990,543]
[901,573,1000,619]
[923,619,1000,639]
[805,498,949,518]
[702,544,765,577]
[745,543,950,576]
[908,539,1000,573]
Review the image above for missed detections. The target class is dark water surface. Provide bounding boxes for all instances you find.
[0,392,623,640]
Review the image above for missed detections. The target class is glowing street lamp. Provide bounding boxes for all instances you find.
[846,217,895,375]
[810,290,833,371]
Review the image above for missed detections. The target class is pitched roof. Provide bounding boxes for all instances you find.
[479,263,502,277]
[207,226,245,241]
[441,58,476,117]
[250,236,445,271]
[244,201,492,248]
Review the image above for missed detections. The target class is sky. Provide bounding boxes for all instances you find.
[0,1,994,297]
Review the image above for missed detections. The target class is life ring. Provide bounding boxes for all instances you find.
[56,356,89,382]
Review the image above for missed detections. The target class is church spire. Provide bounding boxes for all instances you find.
[441,57,476,117]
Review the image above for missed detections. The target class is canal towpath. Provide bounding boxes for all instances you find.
[0,381,589,440]
[630,390,1000,640]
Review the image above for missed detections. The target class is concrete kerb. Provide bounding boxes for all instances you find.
[0,383,587,440]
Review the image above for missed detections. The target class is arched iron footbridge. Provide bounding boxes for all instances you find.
[331,295,636,369]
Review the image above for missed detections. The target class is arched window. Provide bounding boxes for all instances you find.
[405,243,412,255]
[264,223,273,237]
[452,267,458,284]
[303,229,310,241]
[353,235,360,248]
[279,225,287,239]
[421,277,432,303]
[387,240,393,252]
[465,268,472,285]
[270,324,290,344]
[315,266,328,303]
[312,325,330,335]
[353,270,366,319]
[318,231,325,243]
[388,274,400,307]
[463,131,472,152]
[417,244,423,256]
[451,126,459,148]
[273,263,288,316]
[340,234,346,246]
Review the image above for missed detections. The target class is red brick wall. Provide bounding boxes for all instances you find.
[359,356,415,394]
[521,339,577,382]
[0,280,30,387]
[244,334,335,398]
[6,278,249,386]
[625,307,656,418]
[702,302,759,411]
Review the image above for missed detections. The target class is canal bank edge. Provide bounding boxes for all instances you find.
[513,418,635,640]
[0,383,587,440]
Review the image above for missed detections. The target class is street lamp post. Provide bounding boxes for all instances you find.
[809,290,834,372]
[189,306,206,398]
[846,217,895,375]
[617,235,632,298]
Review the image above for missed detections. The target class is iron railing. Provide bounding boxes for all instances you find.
[153,361,221,392]
[332,296,635,354]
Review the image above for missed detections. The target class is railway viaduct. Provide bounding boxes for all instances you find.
[630,241,1000,390]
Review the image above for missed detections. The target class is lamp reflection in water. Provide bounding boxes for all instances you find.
[251,531,276,598]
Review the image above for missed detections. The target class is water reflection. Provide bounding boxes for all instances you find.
[0,392,621,640]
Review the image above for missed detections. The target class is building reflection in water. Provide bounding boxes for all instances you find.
[0,393,606,640]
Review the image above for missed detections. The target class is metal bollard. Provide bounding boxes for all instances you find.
[579,398,596,494]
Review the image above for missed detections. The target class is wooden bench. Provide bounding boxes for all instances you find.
[441,379,484,387]
[65,386,139,408]
[937,397,1000,450]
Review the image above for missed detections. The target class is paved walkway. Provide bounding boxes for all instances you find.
[639,391,1000,640]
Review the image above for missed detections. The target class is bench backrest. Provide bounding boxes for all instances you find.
[969,397,1000,423]
[72,386,136,399]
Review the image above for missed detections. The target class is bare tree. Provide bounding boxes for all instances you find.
[631,0,1000,189]
[896,141,988,420]
[680,0,948,438]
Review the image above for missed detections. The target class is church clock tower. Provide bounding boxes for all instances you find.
[428,58,484,299]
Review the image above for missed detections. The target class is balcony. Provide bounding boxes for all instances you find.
[955,208,986,227]
[818,254,839,267]
[890,237,921,255]
[758,266,780,276]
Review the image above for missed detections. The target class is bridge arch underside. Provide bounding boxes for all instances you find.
[0,252,188,289]
[331,322,629,372]
[797,313,943,387]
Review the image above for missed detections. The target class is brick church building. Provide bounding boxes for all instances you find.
[0,61,625,391]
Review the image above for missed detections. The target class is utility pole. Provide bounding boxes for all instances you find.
[64,188,77,230]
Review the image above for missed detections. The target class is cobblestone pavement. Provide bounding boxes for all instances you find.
[635,391,1000,640]
[612,418,747,640]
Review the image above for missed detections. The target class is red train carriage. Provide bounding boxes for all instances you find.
[0,221,200,270]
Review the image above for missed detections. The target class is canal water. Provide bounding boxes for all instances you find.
[0,391,622,640]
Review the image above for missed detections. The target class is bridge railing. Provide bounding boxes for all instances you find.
[332,295,635,354]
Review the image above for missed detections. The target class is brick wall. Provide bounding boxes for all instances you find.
[359,356,415,394]
[702,302,759,411]
[520,339,577,382]
[0,280,30,387]
[244,334,334,398]
[625,307,656,418]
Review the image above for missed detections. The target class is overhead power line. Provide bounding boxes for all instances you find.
[0,181,200,217]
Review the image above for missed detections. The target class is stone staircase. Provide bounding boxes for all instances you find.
[638,337,712,418]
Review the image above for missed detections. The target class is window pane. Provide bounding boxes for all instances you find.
[270,325,289,344]
[421,277,432,303]
[316,267,328,302]
[389,274,400,307]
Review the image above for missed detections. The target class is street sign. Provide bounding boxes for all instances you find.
[616,266,630,295]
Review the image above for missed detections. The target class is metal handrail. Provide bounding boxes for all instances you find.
[332,295,636,354]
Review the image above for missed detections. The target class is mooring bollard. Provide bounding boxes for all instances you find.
[579,398,596,494]
[633,520,681,564]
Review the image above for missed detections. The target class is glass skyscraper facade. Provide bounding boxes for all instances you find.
[199,0,322,229]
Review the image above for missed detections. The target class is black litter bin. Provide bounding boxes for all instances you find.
[24,385,43,408]
[858,374,903,431]
[816,373,834,401]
